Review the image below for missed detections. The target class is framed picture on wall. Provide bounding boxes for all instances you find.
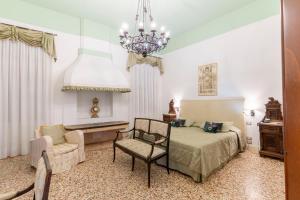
[198,63,218,96]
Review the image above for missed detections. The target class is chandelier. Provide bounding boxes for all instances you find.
[119,0,170,57]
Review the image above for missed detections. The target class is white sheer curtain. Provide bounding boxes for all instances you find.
[0,40,52,159]
[129,64,162,123]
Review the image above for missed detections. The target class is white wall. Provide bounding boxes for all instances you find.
[162,15,282,148]
[1,15,283,147]
[0,17,130,126]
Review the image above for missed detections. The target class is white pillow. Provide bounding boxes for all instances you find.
[184,119,195,127]
[220,121,234,132]
[200,122,206,129]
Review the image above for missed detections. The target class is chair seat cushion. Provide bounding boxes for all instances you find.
[116,139,165,159]
[0,191,17,200]
[53,143,78,156]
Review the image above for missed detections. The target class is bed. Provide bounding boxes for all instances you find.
[157,98,247,182]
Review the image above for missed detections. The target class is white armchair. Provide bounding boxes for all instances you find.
[30,125,85,174]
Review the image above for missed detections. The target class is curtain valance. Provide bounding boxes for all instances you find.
[127,52,164,74]
[0,23,57,61]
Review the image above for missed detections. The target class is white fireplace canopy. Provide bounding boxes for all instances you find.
[62,49,130,93]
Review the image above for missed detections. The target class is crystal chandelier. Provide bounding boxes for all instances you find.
[119,0,170,57]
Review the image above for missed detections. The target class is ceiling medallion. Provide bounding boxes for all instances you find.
[119,0,170,57]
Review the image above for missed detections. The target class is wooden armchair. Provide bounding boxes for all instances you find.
[113,118,171,187]
[0,151,52,200]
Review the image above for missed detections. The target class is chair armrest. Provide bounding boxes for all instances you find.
[154,138,166,145]
[0,183,34,200]
[114,128,134,142]
[65,130,85,162]
[0,191,17,200]
[65,130,84,145]
[146,138,167,160]
[30,136,53,168]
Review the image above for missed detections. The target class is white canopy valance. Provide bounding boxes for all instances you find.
[127,52,164,74]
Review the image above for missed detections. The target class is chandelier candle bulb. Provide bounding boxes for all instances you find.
[150,21,156,31]
[119,29,124,36]
[119,0,170,57]
[121,23,129,31]
[139,22,144,28]
[165,31,170,38]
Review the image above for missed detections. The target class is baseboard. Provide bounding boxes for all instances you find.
[247,145,259,154]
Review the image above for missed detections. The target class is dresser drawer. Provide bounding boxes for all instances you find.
[261,132,283,154]
[260,125,282,134]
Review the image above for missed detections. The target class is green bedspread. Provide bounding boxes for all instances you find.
[158,127,240,182]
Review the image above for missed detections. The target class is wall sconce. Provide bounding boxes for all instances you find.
[250,109,255,117]
[244,109,255,117]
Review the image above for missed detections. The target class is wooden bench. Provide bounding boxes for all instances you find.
[113,118,171,187]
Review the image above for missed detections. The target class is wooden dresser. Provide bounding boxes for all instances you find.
[258,97,284,160]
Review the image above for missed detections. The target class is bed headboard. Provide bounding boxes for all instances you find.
[179,98,245,132]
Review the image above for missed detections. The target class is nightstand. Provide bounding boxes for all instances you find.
[258,97,284,160]
[258,121,284,160]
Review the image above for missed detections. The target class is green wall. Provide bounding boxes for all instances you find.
[0,0,118,42]
[0,0,280,53]
[164,0,280,53]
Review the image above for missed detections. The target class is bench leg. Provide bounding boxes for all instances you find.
[147,162,151,188]
[166,154,170,174]
[132,156,135,171]
[113,143,116,162]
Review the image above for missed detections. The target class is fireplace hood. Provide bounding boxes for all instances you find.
[62,49,130,93]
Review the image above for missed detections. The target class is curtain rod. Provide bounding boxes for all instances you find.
[0,22,58,36]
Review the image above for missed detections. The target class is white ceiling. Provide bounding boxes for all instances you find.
[22,0,256,36]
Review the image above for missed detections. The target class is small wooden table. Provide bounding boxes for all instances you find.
[65,121,129,144]
[162,114,176,123]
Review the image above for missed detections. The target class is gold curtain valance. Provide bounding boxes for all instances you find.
[0,23,57,61]
[127,52,164,74]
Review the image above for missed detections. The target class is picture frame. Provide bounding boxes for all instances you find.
[198,63,218,96]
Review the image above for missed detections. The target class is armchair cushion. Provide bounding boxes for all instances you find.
[0,191,17,200]
[40,124,66,145]
[116,139,165,159]
[53,143,78,156]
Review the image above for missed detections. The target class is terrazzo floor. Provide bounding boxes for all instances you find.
[0,143,285,200]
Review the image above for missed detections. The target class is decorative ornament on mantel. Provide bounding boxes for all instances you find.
[90,97,100,118]
[119,0,171,57]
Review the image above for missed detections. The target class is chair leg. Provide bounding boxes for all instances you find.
[147,162,151,188]
[132,156,135,171]
[113,143,116,162]
[166,154,170,174]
